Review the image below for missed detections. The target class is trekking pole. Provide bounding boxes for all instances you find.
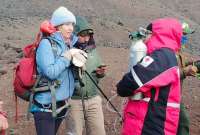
[85,71,122,119]
[81,89,89,134]
[78,68,89,134]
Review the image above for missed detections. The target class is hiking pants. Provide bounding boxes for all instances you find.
[177,103,190,135]
[65,95,106,135]
[33,112,63,135]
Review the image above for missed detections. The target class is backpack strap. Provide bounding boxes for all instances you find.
[27,75,42,120]
[46,37,59,118]
[28,37,59,118]
[46,37,58,57]
[49,81,57,117]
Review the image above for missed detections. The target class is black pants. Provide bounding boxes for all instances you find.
[33,112,63,135]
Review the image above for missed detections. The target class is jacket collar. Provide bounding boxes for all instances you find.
[51,31,78,48]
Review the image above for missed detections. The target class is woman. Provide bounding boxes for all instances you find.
[31,7,85,135]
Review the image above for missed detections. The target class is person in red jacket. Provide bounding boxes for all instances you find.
[0,101,8,134]
[117,18,182,135]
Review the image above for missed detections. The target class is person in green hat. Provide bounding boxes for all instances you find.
[65,16,106,135]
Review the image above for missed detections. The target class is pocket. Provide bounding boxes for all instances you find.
[122,101,149,134]
[124,100,149,120]
[165,107,180,134]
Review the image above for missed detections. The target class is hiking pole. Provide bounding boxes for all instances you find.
[78,68,89,134]
[84,71,122,119]
[81,88,89,134]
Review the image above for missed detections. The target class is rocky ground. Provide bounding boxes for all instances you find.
[0,0,200,134]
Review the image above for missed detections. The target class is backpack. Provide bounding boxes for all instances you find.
[13,21,63,121]
[13,33,41,101]
[13,20,56,101]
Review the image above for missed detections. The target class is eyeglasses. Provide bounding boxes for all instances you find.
[78,30,94,37]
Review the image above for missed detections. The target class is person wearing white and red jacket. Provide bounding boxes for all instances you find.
[117,18,182,135]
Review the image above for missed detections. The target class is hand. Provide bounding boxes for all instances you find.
[183,65,198,76]
[72,50,87,68]
[95,65,106,78]
[0,101,8,131]
[0,114,8,131]
[62,48,87,61]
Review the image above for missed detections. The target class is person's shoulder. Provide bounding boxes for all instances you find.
[151,48,177,66]
[39,38,52,48]
[152,48,175,58]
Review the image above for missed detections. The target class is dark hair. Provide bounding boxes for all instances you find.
[146,23,152,31]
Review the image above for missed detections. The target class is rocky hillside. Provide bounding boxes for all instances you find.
[0,0,200,67]
[0,0,200,134]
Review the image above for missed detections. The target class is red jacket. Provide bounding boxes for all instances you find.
[117,18,182,135]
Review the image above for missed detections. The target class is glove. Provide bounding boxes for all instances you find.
[62,50,73,61]
[72,50,87,68]
[183,65,198,76]
[62,48,87,64]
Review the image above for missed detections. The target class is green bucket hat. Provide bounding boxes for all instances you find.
[74,16,94,35]
[182,22,195,35]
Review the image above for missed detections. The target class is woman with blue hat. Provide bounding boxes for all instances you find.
[31,6,86,135]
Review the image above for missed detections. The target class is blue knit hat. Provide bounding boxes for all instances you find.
[50,6,76,27]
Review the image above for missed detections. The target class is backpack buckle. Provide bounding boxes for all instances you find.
[41,103,52,109]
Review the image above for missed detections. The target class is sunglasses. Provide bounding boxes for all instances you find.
[78,30,94,37]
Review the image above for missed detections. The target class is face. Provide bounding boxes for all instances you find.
[78,35,90,44]
[57,22,74,40]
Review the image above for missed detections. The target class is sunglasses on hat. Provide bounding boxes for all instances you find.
[78,30,94,37]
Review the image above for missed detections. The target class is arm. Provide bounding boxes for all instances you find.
[94,50,106,78]
[36,39,71,80]
[117,48,178,97]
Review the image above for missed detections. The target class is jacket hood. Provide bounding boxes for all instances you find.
[40,20,56,34]
[146,18,182,54]
[74,16,93,35]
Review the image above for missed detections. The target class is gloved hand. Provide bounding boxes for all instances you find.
[62,49,87,67]
[72,50,87,68]
[62,48,85,60]
[183,65,198,76]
